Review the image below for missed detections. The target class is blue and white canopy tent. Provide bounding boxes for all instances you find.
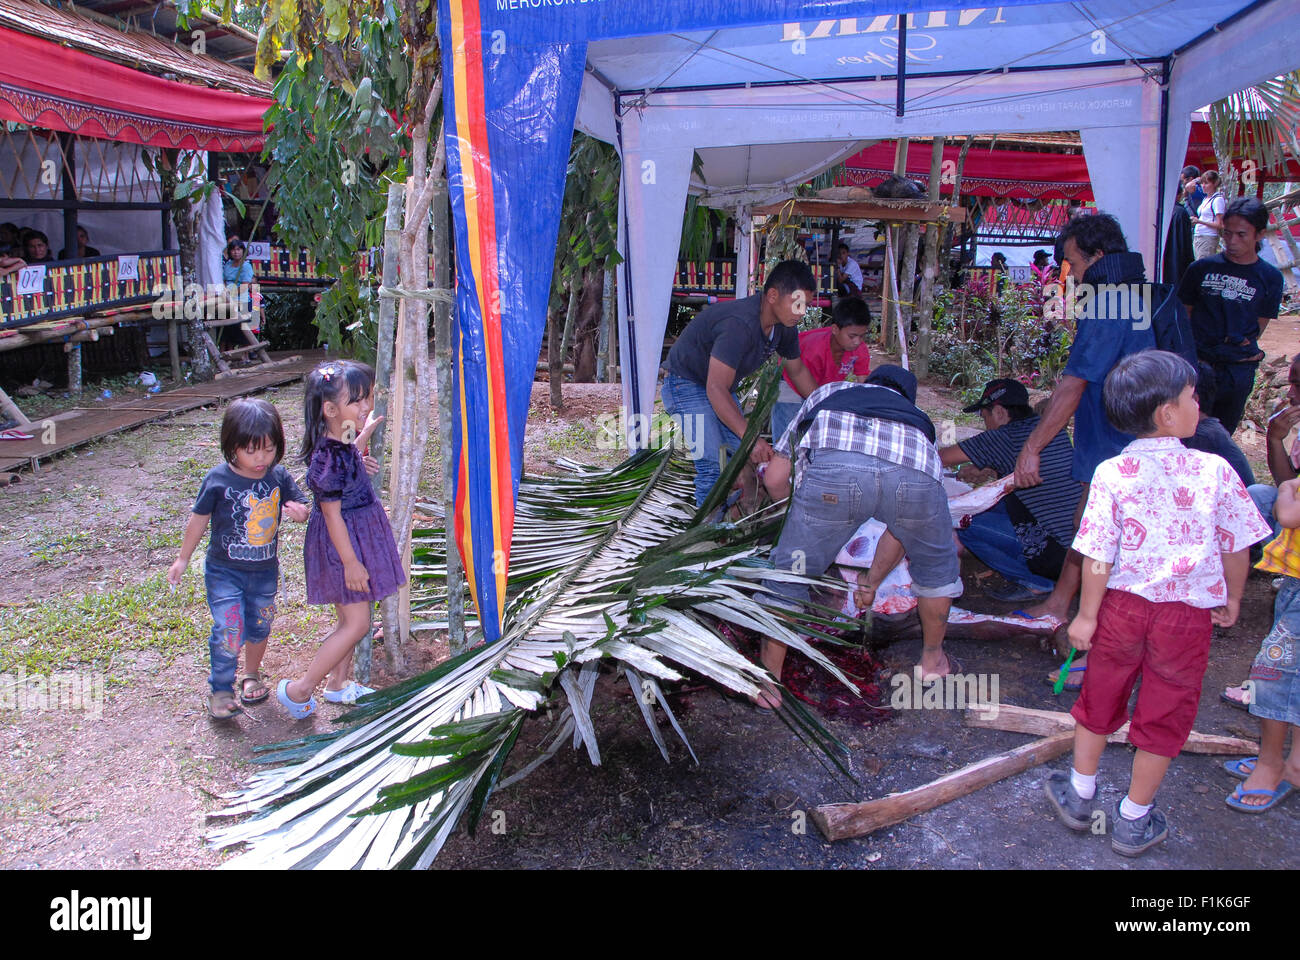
[433,0,1300,645]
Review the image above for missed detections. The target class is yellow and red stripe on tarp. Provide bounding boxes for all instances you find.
[438,0,586,641]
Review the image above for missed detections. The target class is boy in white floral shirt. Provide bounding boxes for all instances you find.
[1044,350,1273,856]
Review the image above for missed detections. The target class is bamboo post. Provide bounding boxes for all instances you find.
[168,317,181,382]
[915,137,945,380]
[66,342,83,397]
[965,703,1261,755]
[430,179,466,656]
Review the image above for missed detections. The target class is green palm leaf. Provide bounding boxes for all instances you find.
[207,449,861,869]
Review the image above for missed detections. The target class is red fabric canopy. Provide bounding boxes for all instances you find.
[842,140,1093,200]
[0,26,270,152]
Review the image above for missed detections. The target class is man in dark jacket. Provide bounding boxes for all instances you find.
[1014,213,1157,626]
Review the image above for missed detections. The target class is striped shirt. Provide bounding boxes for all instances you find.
[959,416,1078,545]
[775,381,942,480]
[1257,527,1300,579]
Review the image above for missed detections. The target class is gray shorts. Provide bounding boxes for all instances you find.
[764,448,962,606]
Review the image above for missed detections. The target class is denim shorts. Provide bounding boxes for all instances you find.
[1248,576,1300,727]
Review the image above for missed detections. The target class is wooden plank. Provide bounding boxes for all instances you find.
[811,732,1073,841]
[965,704,1260,755]
[752,198,968,223]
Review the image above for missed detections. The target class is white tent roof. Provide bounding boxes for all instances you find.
[572,0,1300,422]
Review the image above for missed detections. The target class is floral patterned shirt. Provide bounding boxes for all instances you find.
[1072,437,1272,607]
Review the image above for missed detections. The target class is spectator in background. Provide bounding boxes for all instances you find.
[1180,196,1283,433]
[0,222,18,256]
[769,297,872,444]
[1184,362,1255,487]
[1163,176,1194,287]
[1031,249,1052,283]
[23,230,53,263]
[1180,165,1204,217]
[990,251,1008,294]
[1191,170,1226,260]
[833,242,863,298]
[75,227,100,259]
[223,237,254,286]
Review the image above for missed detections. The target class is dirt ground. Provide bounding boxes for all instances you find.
[1,330,1297,871]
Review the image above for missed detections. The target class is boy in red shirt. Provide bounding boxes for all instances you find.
[770,298,872,446]
[1044,350,1272,856]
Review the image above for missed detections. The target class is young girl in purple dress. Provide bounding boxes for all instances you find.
[276,360,406,718]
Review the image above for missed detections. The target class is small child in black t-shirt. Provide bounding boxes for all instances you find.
[167,398,309,719]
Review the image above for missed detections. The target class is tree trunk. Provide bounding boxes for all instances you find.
[572,264,604,383]
[915,136,946,380]
[898,222,920,357]
[548,303,564,410]
[162,149,213,383]
[944,136,973,257]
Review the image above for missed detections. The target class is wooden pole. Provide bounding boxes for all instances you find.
[965,704,1260,755]
[168,317,181,383]
[360,184,405,685]
[811,732,1073,841]
[914,137,945,380]
[430,179,466,656]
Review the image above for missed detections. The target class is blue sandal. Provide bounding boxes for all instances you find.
[1044,663,1086,692]
[1223,757,1257,780]
[1225,781,1294,814]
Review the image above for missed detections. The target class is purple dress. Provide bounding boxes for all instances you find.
[304,438,406,605]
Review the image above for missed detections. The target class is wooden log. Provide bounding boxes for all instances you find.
[965,703,1259,755]
[811,731,1073,841]
[0,385,33,427]
[212,355,303,380]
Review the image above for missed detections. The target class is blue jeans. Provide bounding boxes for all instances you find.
[956,501,1056,594]
[770,400,803,450]
[205,562,278,694]
[661,374,741,507]
[1248,484,1280,542]
[765,449,962,607]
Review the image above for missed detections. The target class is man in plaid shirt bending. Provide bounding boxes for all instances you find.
[758,365,962,708]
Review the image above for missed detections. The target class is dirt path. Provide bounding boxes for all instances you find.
[1,359,1297,871]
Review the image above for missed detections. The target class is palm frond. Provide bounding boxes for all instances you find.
[1209,73,1300,180]
[207,448,861,869]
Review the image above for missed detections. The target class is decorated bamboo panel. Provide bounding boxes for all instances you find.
[0,252,180,331]
[251,244,327,283]
[673,258,740,295]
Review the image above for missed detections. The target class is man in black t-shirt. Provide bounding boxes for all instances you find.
[1179,196,1284,433]
[664,260,819,506]
[939,378,1080,601]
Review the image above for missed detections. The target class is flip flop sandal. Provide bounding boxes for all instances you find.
[1223,757,1257,780]
[0,428,34,441]
[1045,664,1087,692]
[276,679,316,719]
[1219,687,1251,712]
[208,691,242,720]
[322,681,375,704]
[1225,781,1295,813]
[239,674,270,704]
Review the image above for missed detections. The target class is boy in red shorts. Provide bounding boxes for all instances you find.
[1044,350,1272,856]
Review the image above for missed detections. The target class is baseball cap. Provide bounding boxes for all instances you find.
[866,364,918,404]
[962,378,1029,413]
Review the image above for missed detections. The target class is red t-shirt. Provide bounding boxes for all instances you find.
[782,326,871,390]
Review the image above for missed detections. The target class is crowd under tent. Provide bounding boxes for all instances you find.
[431,0,1300,642]
[0,0,271,412]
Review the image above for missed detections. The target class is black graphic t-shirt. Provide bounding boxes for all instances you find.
[193,463,306,570]
[1179,254,1283,363]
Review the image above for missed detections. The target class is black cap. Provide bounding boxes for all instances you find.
[962,378,1029,413]
[866,364,918,404]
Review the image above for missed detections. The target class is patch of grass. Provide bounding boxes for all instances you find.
[0,572,206,676]
[28,530,94,564]
[545,422,596,454]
